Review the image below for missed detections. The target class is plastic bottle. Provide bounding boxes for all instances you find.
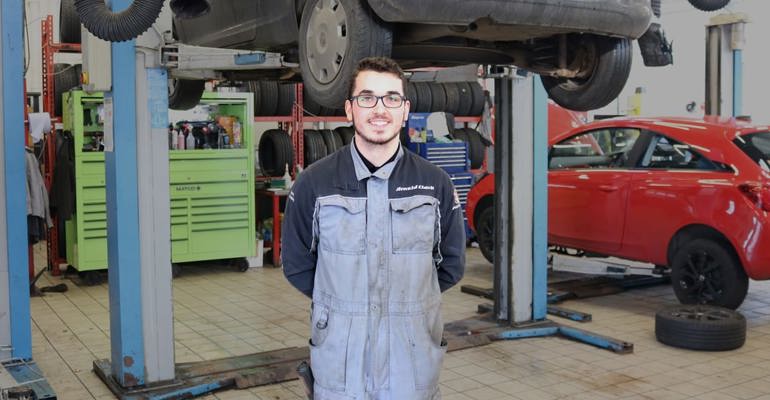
[232,120,242,148]
[170,128,178,150]
[186,131,196,150]
[177,130,185,150]
[283,164,293,189]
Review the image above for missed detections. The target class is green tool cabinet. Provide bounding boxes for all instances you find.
[62,91,256,273]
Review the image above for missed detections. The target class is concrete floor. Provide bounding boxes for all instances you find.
[28,244,770,400]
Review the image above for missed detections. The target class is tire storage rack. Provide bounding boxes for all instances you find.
[253,80,490,177]
[41,14,82,276]
[61,91,256,282]
[252,80,491,243]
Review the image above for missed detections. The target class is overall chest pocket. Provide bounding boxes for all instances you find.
[316,195,367,255]
[390,196,438,254]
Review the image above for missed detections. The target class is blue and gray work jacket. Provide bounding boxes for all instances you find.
[282,144,466,399]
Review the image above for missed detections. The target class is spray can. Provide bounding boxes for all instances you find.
[170,128,178,150]
[186,130,196,150]
[233,120,242,148]
[177,130,185,150]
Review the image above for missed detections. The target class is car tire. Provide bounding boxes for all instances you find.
[276,82,296,116]
[320,129,343,154]
[413,82,433,112]
[299,0,392,109]
[468,81,486,116]
[258,81,280,117]
[59,0,81,44]
[334,126,356,145]
[541,35,632,112]
[428,82,447,112]
[670,238,749,310]
[455,82,474,117]
[442,82,461,116]
[476,206,495,264]
[687,0,731,11]
[303,129,328,166]
[258,129,294,177]
[655,304,745,351]
[168,79,205,111]
[463,128,487,169]
[246,81,263,116]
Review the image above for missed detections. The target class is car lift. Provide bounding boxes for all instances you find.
[446,69,634,352]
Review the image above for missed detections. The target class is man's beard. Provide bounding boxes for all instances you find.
[351,115,401,146]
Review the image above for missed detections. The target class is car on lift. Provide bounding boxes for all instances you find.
[466,116,770,310]
[170,0,671,111]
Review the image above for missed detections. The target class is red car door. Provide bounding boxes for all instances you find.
[548,128,642,253]
[549,169,634,253]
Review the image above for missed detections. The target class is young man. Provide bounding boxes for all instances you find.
[282,57,466,399]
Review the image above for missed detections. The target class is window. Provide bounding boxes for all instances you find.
[549,128,640,169]
[733,131,770,172]
[640,135,717,170]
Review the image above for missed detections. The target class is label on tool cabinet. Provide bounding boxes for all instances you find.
[103,96,114,152]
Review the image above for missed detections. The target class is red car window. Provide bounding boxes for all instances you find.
[734,131,770,171]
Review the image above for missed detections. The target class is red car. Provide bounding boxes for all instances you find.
[466,116,770,309]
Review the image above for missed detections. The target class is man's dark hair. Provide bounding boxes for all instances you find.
[348,57,407,98]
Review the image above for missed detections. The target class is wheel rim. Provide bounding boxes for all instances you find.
[676,250,724,304]
[305,0,349,84]
[668,306,734,322]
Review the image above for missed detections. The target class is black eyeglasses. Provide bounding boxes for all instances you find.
[349,94,406,108]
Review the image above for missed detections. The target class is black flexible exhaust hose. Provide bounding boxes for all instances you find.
[74,0,164,42]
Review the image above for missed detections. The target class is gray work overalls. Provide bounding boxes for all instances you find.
[310,145,446,399]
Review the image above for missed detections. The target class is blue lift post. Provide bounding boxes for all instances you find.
[1,0,31,362]
[96,0,178,393]
[105,31,146,389]
[491,72,632,353]
[91,3,304,398]
[1,0,56,397]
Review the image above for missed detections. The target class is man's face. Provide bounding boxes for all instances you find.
[345,70,410,146]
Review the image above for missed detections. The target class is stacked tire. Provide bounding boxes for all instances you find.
[246,81,345,117]
[334,126,355,145]
[258,129,294,177]
[258,126,356,175]
[59,0,81,44]
[407,81,485,116]
[247,81,296,116]
[303,129,352,166]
